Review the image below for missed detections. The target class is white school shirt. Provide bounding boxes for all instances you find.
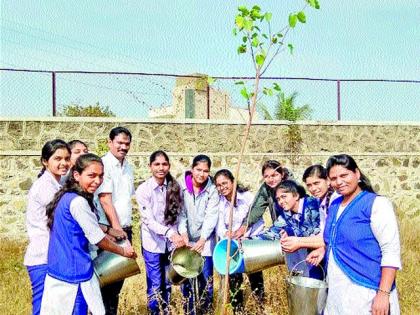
[41,196,106,315]
[24,170,61,266]
[325,196,401,315]
[136,177,178,253]
[95,152,135,228]
[216,191,264,239]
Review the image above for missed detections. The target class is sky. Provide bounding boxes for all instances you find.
[1,0,419,120]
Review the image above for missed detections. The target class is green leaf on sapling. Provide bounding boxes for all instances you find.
[289,14,297,28]
[297,11,306,23]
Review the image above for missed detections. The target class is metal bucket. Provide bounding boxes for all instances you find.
[167,247,204,285]
[213,238,285,275]
[93,242,140,287]
[285,260,328,315]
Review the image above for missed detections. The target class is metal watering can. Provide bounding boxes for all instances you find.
[167,247,204,285]
[285,260,328,315]
[93,241,140,287]
[213,238,285,275]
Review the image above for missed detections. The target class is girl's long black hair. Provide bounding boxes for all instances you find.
[326,154,375,193]
[46,153,103,229]
[150,150,182,226]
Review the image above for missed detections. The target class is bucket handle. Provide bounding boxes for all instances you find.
[289,259,326,282]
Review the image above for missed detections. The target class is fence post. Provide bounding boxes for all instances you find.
[52,72,57,116]
[337,80,341,120]
[207,83,210,119]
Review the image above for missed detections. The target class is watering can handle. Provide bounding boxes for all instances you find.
[289,259,326,282]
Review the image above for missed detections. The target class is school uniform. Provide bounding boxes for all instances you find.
[178,172,219,315]
[95,151,135,314]
[135,177,178,315]
[40,193,106,315]
[216,191,264,313]
[324,192,401,315]
[257,196,321,277]
[24,170,62,315]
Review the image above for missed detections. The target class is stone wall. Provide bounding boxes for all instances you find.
[1,118,419,239]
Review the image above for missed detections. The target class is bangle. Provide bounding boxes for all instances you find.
[377,288,391,296]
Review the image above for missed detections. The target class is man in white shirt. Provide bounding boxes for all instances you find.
[95,126,135,315]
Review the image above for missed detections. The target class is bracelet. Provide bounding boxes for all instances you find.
[377,288,391,296]
[104,225,110,233]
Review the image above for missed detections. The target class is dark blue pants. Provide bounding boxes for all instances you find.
[27,264,48,315]
[142,248,172,315]
[180,256,213,315]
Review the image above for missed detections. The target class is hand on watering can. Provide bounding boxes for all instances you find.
[170,233,185,248]
[233,225,247,239]
[121,243,137,259]
[305,246,325,266]
[180,233,190,247]
[281,236,301,253]
[108,227,127,242]
[191,238,206,253]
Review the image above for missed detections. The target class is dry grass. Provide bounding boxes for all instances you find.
[1,209,418,315]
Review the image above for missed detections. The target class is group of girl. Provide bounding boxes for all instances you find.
[24,140,136,315]
[24,139,401,315]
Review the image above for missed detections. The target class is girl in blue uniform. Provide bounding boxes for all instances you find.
[257,180,321,277]
[40,153,137,315]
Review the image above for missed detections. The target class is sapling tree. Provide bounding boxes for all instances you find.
[221,1,320,312]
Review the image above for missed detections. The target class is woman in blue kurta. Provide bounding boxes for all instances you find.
[40,153,137,315]
[307,154,401,314]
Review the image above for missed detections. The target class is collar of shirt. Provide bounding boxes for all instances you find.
[105,151,128,168]
[151,177,167,191]
[43,169,62,190]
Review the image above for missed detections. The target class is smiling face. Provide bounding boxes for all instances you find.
[70,143,89,166]
[305,175,330,199]
[215,174,234,199]
[42,148,71,181]
[263,167,283,188]
[191,161,210,187]
[276,189,300,212]
[108,133,131,162]
[73,161,104,194]
[150,154,170,184]
[328,165,360,197]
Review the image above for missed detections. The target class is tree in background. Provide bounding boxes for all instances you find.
[220,1,320,312]
[259,91,313,121]
[59,102,115,117]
